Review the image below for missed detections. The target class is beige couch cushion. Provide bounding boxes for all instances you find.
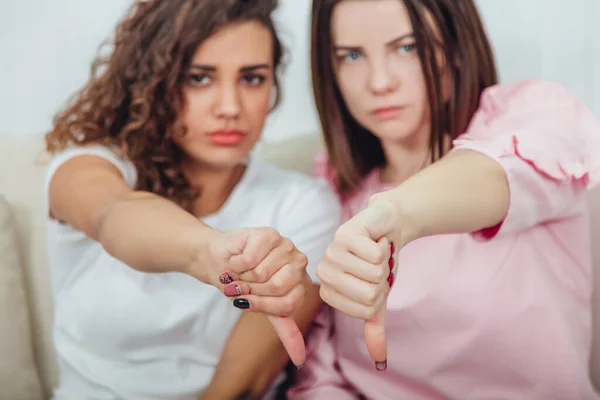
[0,195,44,399]
[0,137,56,397]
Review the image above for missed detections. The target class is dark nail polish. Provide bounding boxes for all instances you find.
[219,273,233,284]
[390,242,395,254]
[375,360,387,371]
[388,256,394,271]
[233,298,250,309]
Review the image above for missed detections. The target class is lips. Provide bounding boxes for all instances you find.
[371,105,406,119]
[206,129,246,146]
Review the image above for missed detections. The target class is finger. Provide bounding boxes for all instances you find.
[232,282,305,316]
[223,269,302,298]
[268,315,306,367]
[244,264,302,297]
[229,228,282,274]
[323,246,387,284]
[238,237,295,283]
[365,306,388,371]
[319,284,382,320]
[317,246,387,284]
[335,229,385,265]
[318,265,383,306]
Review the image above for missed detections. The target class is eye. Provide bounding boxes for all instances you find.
[188,74,211,86]
[342,50,363,63]
[241,73,266,86]
[396,43,417,55]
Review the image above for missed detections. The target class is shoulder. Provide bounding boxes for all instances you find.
[475,79,589,122]
[45,143,138,189]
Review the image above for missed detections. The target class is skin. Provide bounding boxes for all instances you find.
[48,20,317,397]
[316,0,510,368]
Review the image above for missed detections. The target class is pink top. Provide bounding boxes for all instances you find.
[288,80,600,400]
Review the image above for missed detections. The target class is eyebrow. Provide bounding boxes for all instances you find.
[189,64,271,72]
[334,33,415,51]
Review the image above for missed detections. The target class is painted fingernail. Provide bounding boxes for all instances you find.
[224,284,242,297]
[388,256,394,271]
[375,360,387,371]
[219,273,233,284]
[233,298,250,309]
[387,271,395,287]
[390,242,395,254]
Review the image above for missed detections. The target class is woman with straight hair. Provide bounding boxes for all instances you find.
[289,0,600,398]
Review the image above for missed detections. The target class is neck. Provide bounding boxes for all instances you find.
[181,159,247,218]
[379,130,450,185]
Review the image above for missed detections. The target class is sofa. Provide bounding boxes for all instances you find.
[1,134,600,399]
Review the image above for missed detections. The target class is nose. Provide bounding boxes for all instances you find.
[368,57,398,96]
[215,82,241,119]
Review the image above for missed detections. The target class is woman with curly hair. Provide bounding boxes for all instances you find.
[44,1,340,399]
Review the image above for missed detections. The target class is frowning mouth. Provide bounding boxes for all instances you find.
[370,105,407,120]
[206,129,246,145]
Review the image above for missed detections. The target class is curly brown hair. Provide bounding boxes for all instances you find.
[45,0,284,211]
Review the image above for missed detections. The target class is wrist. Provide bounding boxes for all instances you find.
[182,225,222,284]
[368,188,422,247]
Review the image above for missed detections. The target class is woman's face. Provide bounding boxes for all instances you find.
[331,0,439,147]
[175,21,274,170]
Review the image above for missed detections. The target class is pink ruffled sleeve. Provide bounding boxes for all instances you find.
[287,306,359,399]
[452,79,600,240]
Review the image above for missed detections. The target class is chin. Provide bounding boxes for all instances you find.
[368,121,419,143]
[199,150,250,169]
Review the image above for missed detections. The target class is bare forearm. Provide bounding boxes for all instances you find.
[381,149,510,244]
[97,192,217,278]
[202,285,323,399]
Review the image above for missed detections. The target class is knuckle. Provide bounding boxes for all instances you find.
[249,267,267,283]
[296,252,308,268]
[374,265,387,283]
[270,276,286,296]
[324,246,336,263]
[316,263,329,284]
[281,237,295,253]
[365,287,379,307]
[365,307,378,320]
[333,228,349,244]
[242,252,258,268]
[263,227,282,245]
[374,250,386,265]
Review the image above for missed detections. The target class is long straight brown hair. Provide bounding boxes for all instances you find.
[311,0,498,196]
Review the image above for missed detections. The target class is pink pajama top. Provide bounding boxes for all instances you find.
[288,80,600,400]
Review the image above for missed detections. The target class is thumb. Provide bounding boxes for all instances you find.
[364,304,387,371]
[352,199,395,242]
[267,315,306,368]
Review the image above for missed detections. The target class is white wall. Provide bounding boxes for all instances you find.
[1,0,599,141]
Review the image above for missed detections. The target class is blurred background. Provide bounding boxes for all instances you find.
[1,2,599,399]
[1,0,599,142]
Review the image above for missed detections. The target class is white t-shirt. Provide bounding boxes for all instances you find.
[45,145,342,400]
